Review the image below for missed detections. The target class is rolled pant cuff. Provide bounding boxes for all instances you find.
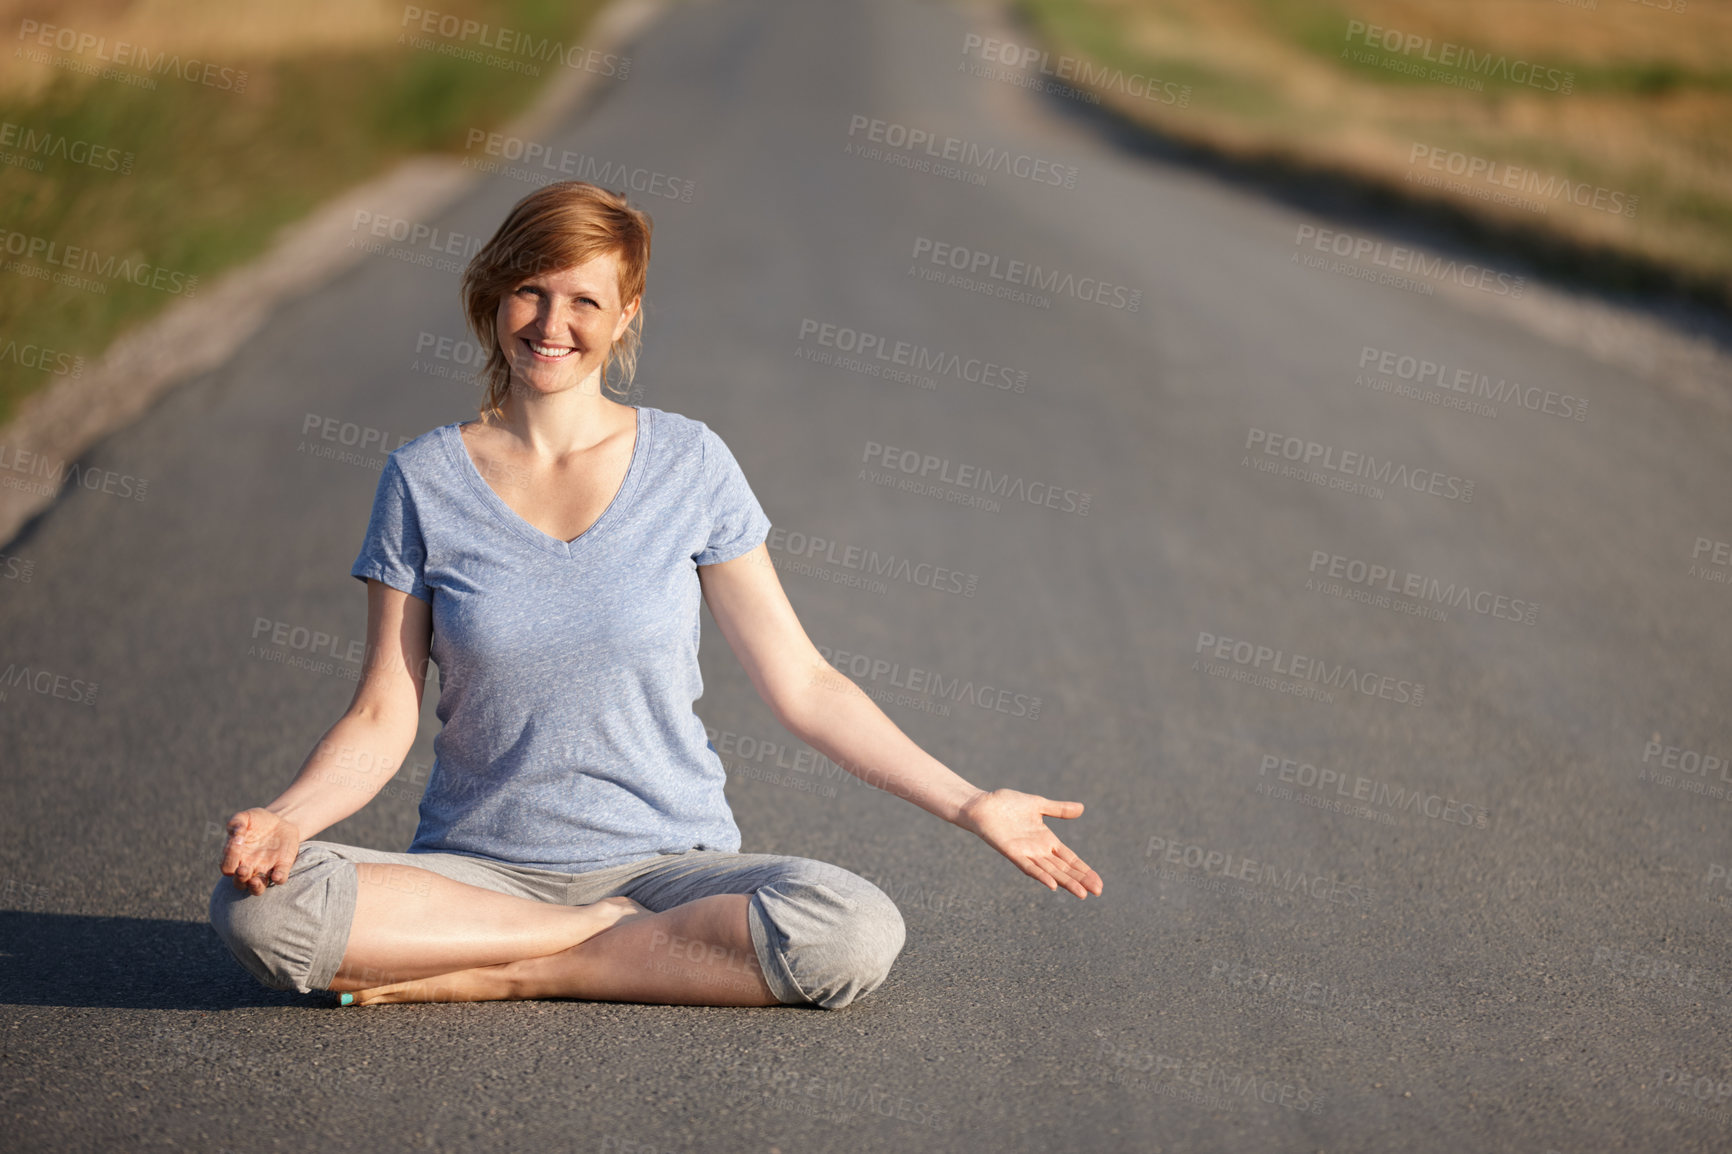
[746,891,808,1005]
[304,863,360,992]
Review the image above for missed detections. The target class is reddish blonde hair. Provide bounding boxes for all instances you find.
[460,181,652,419]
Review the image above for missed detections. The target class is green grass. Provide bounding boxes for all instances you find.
[0,0,605,428]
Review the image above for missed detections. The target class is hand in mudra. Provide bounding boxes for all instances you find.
[956,788,1103,899]
[220,808,302,895]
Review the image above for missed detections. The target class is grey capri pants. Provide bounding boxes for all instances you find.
[208,841,906,1010]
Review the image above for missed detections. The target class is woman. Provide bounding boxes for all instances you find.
[209,181,1102,1011]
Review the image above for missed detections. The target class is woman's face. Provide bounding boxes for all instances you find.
[496,249,639,400]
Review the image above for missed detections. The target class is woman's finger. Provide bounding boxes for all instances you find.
[1018,858,1059,891]
[220,834,248,877]
[1045,837,1103,887]
[1041,849,1100,896]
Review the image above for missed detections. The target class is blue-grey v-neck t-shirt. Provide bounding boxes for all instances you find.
[349,404,772,872]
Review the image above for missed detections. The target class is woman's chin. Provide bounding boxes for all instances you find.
[509,362,599,396]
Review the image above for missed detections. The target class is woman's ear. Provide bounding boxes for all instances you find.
[616,296,638,341]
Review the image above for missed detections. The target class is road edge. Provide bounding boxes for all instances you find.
[972,0,1732,421]
[0,0,668,548]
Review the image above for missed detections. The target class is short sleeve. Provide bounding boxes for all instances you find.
[350,454,431,601]
[693,423,771,566]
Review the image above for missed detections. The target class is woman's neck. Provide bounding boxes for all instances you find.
[483,375,632,461]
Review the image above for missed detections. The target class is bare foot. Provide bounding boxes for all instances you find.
[344,896,651,1006]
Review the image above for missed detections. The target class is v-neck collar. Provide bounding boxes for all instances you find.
[442,406,651,558]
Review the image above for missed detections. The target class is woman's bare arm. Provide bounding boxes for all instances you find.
[220,579,431,893]
[698,543,1102,899]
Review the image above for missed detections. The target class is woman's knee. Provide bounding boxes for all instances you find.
[207,841,357,994]
[755,867,906,1010]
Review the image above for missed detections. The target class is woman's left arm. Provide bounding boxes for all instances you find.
[699,543,1103,899]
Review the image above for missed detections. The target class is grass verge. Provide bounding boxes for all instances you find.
[1005,0,1732,312]
[0,0,611,427]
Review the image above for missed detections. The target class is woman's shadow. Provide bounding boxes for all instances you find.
[0,909,313,1009]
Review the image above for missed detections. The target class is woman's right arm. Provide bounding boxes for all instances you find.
[220,579,432,894]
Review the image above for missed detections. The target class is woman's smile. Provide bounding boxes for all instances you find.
[523,337,578,361]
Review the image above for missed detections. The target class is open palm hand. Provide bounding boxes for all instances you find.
[956,788,1103,899]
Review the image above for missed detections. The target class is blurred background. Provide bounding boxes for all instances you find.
[3,2,1730,1152]
[3,0,1727,429]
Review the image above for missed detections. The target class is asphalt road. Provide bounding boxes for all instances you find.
[4,1,1731,1151]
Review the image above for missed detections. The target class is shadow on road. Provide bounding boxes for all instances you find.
[0,910,315,1010]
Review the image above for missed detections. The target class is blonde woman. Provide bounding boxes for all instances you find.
[210,181,1101,1010]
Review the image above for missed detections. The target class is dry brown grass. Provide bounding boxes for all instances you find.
[1017,0,1732,301]
[0,0,406,98]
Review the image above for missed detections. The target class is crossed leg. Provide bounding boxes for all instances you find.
[343,885,777,1007]
[211,843,901,1010]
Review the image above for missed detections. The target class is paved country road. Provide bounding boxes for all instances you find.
[4,1,1731,1151]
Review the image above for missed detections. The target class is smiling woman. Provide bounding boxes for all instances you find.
[462,181,651,420]
[206,180,1102,1011]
